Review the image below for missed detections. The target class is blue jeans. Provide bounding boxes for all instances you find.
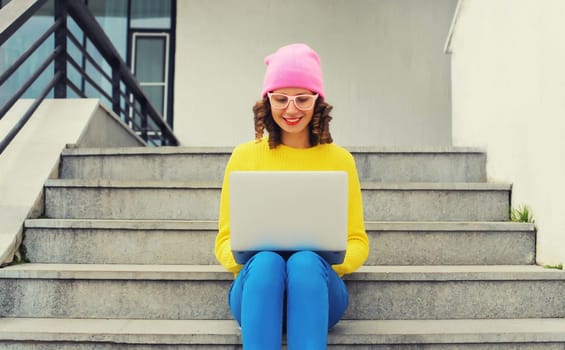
[228,250,349,350]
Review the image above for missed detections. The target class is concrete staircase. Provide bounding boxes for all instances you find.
[1,145,564,349]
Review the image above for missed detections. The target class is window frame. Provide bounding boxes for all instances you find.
[130,31,170,121]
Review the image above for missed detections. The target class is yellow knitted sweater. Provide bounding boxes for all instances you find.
[215,138,369,277]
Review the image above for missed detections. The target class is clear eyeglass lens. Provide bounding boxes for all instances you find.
[269,93,316,110]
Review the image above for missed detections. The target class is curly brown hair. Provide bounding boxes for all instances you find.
[253,96,334,149]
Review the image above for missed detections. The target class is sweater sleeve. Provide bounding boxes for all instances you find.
[215,146,244,275]
[331,152,369,276]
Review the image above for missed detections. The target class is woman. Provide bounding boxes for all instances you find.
[215,43,369,349]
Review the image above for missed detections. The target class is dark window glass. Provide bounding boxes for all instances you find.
[135,37,166,82]
[131,0,171,29]
[88,0,128,58]
[133,34,168,117]
[141,85,164,115]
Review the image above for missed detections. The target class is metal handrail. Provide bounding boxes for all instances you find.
[0,44,63,119]
[0,72,63,153]
[0,17,62,86]
[66,31,112,84]
[0,0,179,154]
[64,0,178,144]
[0,0,47,46]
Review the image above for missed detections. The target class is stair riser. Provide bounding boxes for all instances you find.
[363,189,509,221]
[2,279,563,320]
[354,153,486,183]
[369,230,534,265]
[23,229,219,265]
[45,187,221,221]
[1,345,237,350]
[0,279,230,320]
[2,342,565,349]
[60,152,486,183]
[44,187,510,221]
[23,228,535,265]
[23,229,218,265]
[61,154,230,182]
[348,280,565,320]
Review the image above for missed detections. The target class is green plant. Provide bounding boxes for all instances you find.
[510,205,535,223]
[544,264,564,270]
[7,256,29,266]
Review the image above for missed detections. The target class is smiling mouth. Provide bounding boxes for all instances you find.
[283,116,303,126]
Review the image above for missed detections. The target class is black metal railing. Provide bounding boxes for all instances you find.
[0,0,179,154]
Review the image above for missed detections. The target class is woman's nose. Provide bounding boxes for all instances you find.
[286,99,299,112]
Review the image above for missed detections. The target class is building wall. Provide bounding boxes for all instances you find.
[449,0,565,266]
[174,0,456,147]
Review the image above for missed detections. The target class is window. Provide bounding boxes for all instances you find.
[131,33,169,119]
[0,0,176,128]
[86,0,176,127]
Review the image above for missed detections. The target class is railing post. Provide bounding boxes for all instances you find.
[53,0,67,98]
[111,66,120,116]
[141,100,148,142]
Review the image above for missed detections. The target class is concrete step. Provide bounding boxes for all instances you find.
[44,180,511,221]
[23,219,536,265]
[59,146,487,183]
[1,264,563,320]
[1,317,565,349]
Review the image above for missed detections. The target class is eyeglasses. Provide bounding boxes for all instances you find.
[267,93,319,110]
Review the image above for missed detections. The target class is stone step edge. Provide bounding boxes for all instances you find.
[0,318,563,345]
[44,179,512,191]
[61,145,486,156]
[1,264,563,281]
[24,219,535,232]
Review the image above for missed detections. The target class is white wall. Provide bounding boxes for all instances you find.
[174,0,456,147]
[449,0,565,266]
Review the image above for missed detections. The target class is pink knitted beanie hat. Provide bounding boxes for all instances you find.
[261,43,325,99]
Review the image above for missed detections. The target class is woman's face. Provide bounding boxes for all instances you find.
[269,87,316,142]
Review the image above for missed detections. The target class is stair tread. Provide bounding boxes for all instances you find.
[45,178,512,190]
[6,145,558,346]
[24,218,535,231]
[1,263,563,281]
[61,145,486,156]
[0,317,564,344]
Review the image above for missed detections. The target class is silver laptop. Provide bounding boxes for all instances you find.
[229,171,348,264]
